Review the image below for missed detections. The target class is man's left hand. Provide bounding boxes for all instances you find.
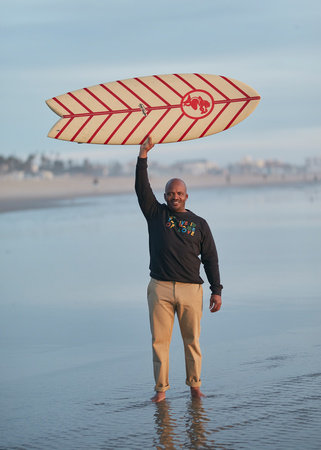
[139,136,154,158]
[209,294,222,313]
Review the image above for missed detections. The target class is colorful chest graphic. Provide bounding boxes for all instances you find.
[166,216,196,236]
[46,73,261,145]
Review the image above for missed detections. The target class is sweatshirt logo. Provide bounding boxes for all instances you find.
[166,216,196,236]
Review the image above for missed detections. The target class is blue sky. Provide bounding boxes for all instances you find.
[1,0,320,165]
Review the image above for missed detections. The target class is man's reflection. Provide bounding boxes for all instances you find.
[186,398,211,448]
[153,400,178,448]
[153,397,216,449]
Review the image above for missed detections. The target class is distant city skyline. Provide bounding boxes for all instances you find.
[2,150,320,180]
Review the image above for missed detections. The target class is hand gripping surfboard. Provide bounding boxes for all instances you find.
[46,73,260,145]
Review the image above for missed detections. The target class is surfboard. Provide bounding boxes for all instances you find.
[46,73,260,145]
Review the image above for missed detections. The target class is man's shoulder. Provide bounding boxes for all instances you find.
[145,202,168,220]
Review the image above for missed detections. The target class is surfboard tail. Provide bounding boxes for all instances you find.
[47,116,99,143]
[47,117,69,140]
[46,98,64,117]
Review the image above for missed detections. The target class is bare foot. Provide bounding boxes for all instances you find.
[151,391,166,403]
[190,387,205,399]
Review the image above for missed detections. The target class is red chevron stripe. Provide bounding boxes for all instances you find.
[122,115,146,145]
[174,73,195,90]
[54,118,74,139]
[135,77,170,106]
[84,87,112,111]
[140,109,171,144]
[117,80,151,107]
[194,74,230,100]
[71,116,92,142]
[224,100,250,130]
[87,115,113,143]
[154,75,183,99]
[200,103,230,138]
[159,113,184,143]
[52,97,73,115]
[100,84,131,109]
[68,92,93,113]
[178,119,198,142]
[104,113,131,144]
[220,76,250,98]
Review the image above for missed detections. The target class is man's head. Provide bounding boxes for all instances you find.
[164,178,188,213]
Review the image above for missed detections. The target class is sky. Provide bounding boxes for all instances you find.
[1,0,320,166]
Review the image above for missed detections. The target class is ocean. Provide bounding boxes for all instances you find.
[1,183,321,449]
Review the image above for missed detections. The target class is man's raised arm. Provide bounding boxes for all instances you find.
[135,136,159,219]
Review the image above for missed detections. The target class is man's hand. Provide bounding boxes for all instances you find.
[139,136,154,158]
[209,294,222,313]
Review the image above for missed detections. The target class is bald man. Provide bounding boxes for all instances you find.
[135,137,222,403]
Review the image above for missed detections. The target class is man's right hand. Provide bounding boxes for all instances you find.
[209,294,222,313]
[139,136,154,158]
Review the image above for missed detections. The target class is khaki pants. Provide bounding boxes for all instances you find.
[147,278,203,392]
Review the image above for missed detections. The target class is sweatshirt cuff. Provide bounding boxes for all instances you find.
[211,284,223,296]
[137,157,148,167]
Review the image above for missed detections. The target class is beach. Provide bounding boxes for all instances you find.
[1,182,321,448]
[0,172,318,213]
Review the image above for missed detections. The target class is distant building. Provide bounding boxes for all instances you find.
[305,156,321,174]
[171,159,221,176]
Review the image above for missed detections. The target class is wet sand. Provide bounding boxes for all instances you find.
[0,172,318,213]
[1,183,321,449]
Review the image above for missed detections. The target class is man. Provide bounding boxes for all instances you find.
[135,136,222,403]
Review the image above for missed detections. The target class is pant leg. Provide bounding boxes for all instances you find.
[175,282,203,388]
[147,278,175,392]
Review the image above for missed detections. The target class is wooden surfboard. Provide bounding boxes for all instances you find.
[46,73,260,145]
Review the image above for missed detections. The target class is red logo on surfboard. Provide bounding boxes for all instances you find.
[181,90,214,119]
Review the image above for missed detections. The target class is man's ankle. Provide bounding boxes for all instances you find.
[151,391,166,403]
[190,387,205,398]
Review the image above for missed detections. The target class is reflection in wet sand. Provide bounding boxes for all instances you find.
[185,398,212,449]
[153,400,178,449]
[153,397,222,449]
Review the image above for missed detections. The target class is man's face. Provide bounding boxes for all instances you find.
[164,179,188,213]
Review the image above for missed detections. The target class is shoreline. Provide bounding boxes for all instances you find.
[0,173,319,213]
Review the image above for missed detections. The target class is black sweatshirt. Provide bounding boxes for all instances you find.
[135,157,222,296]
